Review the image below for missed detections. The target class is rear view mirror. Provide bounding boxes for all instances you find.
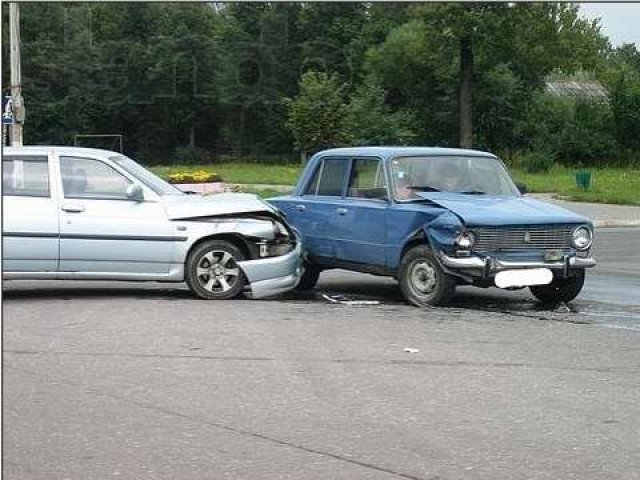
[126,184,144,202]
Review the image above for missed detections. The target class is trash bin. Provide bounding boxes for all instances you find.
[575,170,592,190]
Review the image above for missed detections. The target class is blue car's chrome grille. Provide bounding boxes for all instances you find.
[472,225,574,251]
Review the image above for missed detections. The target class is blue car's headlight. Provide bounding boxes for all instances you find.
[572,226,593,251]
[454,231,476,249]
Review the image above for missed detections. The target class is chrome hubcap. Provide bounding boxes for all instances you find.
[196,250,240,293]
[409,260,437,295]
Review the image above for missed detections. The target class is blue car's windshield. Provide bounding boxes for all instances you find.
[110,155,183,196]
[390,155,520,201]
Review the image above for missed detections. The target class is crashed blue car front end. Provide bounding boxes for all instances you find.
[269,147,596,306]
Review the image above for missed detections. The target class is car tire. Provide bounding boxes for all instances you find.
[295,262,321,291]
[186,240,246,300]
[529,269,585,304]
[398,245,456,307]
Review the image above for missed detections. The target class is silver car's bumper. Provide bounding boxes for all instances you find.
[238,239,303,299]
[440,252,596,276]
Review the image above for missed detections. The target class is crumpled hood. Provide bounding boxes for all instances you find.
[161,193,276,220]
[416,192,590,226]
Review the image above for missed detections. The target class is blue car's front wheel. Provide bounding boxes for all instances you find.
[399,245,456,307]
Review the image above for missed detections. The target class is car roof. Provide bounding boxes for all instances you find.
[3,145,121,157]
[314,146,497,159]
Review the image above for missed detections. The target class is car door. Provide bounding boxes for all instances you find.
[57,154,176,276]
[2,152,59,272]
[333,157,389,268]
[276,157,350,261]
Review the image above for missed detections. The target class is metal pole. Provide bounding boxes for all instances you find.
[10,2,24,146]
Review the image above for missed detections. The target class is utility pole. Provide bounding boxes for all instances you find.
[10,2,24,146]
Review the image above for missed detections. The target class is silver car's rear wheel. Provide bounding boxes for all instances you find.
[186,240,246,300]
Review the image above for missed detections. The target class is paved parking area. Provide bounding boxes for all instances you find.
[3,275,640,480]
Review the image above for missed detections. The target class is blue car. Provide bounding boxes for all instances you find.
[269,147,596,306]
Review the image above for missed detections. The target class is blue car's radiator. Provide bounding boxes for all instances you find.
[471,225,574,251]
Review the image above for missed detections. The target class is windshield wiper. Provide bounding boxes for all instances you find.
[459,190,486,195]
[407,185,440,192]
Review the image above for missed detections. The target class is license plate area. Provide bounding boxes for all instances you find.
[544,249,564,262]
[495,268,553,289]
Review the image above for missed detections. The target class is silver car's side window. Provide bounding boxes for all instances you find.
[60,156,132,199]
[2,156,50,197]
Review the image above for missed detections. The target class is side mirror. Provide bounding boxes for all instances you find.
[126,184,144,202]
[515,182,528,195]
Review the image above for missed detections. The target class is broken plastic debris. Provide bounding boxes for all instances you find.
[321,293,380,305]
[403,347,420,353]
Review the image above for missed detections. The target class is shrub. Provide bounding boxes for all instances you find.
[285,71,349,156]
[515,92,619,167]
[519,150,555,173]
[344,82,417,145]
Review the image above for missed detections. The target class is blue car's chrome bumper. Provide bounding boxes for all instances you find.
[238,239,303,299]
[440,252,596,277]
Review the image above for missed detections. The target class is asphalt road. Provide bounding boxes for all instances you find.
[3,228,639,480]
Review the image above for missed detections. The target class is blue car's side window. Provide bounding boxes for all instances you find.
[303,161,322,195]
[347,157,387,200]
[304,158,348,197]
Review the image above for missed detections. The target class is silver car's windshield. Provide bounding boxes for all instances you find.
[390,155,520,201]
[110,155,183,196]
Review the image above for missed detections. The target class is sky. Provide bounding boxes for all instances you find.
[577,2,640,47]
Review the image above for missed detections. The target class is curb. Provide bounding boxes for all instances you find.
[237,183,293,193]
[594,220,640,228]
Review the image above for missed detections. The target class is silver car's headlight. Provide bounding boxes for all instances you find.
[454,231,476,249]
[272,220,290,239]
[572,226,593,251]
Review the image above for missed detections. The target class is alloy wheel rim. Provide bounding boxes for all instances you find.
[196,250,240,293]
[409,259,437,295]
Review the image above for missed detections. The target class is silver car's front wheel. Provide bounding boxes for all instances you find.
[186,240,246,300]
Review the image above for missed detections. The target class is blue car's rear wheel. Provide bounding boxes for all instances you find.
[295,262,321,291]
[186,240,246,300]
[399,245,455,307]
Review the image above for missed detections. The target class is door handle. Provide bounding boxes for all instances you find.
[296,204,306,212]
[61,203,85,213]
[337,208,348,216]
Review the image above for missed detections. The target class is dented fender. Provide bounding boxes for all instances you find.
[423,210,464,256]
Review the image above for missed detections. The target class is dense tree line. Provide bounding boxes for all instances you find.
[2,2,639,166]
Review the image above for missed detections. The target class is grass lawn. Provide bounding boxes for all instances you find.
[511,166,640,206]
[152,163,302,186]
[153,163,640,205]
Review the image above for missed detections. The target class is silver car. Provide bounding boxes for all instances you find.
[2,146,303,299]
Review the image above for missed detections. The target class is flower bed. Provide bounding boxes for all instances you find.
[166,170,223,184]
[165,170,239,194]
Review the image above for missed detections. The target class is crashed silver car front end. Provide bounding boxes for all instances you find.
[165,193,304,298]
[238,238,303,298]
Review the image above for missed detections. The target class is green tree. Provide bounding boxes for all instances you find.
[365,3,608,151]
[365,19,457,146]
[609,69,640,151]
[344,81,417,145]
[285,71,348,160]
